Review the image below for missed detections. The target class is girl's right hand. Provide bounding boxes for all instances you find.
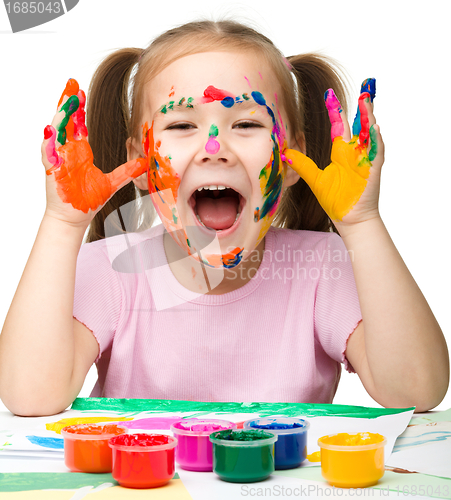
[41,79,148,228]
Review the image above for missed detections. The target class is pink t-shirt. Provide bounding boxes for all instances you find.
[73,224,361,403]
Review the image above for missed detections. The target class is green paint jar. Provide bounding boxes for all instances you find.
[209,429,277,483]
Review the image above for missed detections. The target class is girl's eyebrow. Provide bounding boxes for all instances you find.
[152,97,263,120]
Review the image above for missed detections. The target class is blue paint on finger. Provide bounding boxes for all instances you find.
[361,78,376,102]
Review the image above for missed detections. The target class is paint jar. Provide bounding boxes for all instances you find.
[244,417,309,469]
[318,432,387,488]
[209,429,277,483]
[108,433,177,489]
[61,424,127,473]
[171,419,236,471]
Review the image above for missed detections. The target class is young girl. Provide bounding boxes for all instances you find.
[0,20,448,416]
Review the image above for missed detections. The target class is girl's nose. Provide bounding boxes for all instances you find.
[197,124,236,165]
[205,124,220,155]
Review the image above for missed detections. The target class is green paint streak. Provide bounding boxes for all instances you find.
[0,472,118,492]
[168,101,175,111]
[71,398,414,420]
[369,124,378,161]
[186,97,194,108]
[172,207,178,224]
[242,93,250,100]
[178,97,185,106]
[187,239,191,247]
[160,104,168,114]
[0,472,181,492]
[209,124,219,137]
[358,156,372,168]
[57,95,79,145]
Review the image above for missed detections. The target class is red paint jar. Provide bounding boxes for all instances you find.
[109,433,177,489]
[61,424,127,473]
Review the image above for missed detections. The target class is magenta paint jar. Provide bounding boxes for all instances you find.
[170,419,236,471]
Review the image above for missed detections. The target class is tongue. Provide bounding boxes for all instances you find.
[196,196,239,230]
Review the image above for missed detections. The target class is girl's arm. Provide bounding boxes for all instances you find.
[0,80,146,416]
[340,217,449,412]
[0,216,99,416]
[285,82,449,411]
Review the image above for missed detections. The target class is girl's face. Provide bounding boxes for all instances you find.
[134,51,299,269]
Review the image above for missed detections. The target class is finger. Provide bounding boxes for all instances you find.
[56,95,80,146]
[369,124,384,163]
[42,125,63,172]
[283,149,321,189]
[72,89,88,140]
[108,158,149,194]
[324,89,345,142]
[357,92,371,149]
[57,78,79,108]
[352,78,376,137]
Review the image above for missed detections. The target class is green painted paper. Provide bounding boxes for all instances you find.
[71,398,414,419]
[0,472,180,492]
[274,468,451,499]
[0,473,117,493]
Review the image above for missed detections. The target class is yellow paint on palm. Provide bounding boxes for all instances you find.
[46,416,133,434]
[284,90,373,222]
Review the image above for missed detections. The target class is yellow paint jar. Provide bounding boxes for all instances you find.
[318,432,386,488]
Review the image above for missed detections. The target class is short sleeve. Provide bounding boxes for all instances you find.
[314,232,362,373]
[73,241,123,363]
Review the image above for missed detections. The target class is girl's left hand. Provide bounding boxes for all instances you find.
[284,78,385,229]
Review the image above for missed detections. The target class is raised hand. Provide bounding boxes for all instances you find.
[284,78,384,225]
[41,79,147,225]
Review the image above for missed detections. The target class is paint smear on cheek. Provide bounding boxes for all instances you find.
[142,121,181,202]
[142,122,192,254]
[205,124,220,154]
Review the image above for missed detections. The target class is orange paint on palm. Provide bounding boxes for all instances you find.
[52,139,146,213]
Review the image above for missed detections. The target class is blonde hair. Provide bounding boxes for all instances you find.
[85,20,349,242]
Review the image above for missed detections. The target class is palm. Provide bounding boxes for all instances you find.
[42,79,147,221]
[285,80,383,225]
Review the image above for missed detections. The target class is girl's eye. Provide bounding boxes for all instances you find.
[166,123,195,130]
[233,121,263,129]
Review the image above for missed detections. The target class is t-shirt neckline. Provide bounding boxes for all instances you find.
[154,225,275,305]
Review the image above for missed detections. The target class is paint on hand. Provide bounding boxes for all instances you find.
[284,88,376,221]
[205,124,220,154]
[325,89,344,141]
[45,79,147,214]
[353,78,376,137]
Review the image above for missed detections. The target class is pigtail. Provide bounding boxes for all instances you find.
[274,54,349,233]
[85,48,153,243]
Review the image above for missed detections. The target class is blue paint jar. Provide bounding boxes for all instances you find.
[244,418,309,470]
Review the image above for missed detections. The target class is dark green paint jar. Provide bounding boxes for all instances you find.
[209,429,277,483]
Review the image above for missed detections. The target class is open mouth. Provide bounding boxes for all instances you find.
[189,186,246,233]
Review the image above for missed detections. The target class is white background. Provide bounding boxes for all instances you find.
[0,1,450,412]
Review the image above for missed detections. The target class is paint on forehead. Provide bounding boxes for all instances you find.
[205,124,220,155]
[169,86,175,97]
[244,76,252,89]
[201,85,235,104]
